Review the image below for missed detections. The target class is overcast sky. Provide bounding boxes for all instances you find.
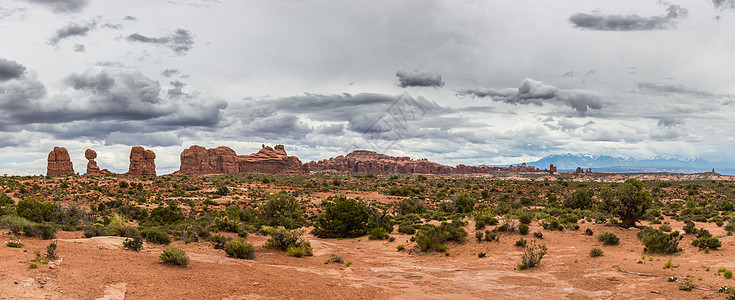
[1,0,734,175]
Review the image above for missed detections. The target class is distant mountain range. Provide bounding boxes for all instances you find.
[523,154,735,175]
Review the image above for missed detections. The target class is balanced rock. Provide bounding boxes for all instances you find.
[127,146,156,176]
[85,149,113,175]
[47,147,74,176]
[177,144,307,175]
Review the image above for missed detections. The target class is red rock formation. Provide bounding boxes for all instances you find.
[177,144,307,175]
[127,146,156,176]
[549,164,557,175]
[47,147,75,176]
[85,149,113,175]
[179,145,239,175]
[309,150,552,175]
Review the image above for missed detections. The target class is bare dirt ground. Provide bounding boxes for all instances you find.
[1,217,731,299]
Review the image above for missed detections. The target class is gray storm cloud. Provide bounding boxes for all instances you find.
[395,70,445,88]
[126,29,195,55]
[0,58,26,81]
[0,67,227,147]
[49,21,96,45]
[458,78,602,115]
[712,0,735,9]
[26,0,89,13]
[569,5,688,31]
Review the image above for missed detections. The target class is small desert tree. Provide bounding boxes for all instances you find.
[563,188,595,210]
[312,196,370,238]
[600,178,652,228]
[260,192,305,229]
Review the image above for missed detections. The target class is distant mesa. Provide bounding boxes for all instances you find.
[177,144,308,175]
[307,150,551,175]
[47,147,74,176]
[126,146,157,177]
[85,149,113,176]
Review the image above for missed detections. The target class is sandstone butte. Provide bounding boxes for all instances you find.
[126,146,157,177]
[177,144,308,175]
[307,150,552,175]
[85,149,113,176]
[46,147,75,176]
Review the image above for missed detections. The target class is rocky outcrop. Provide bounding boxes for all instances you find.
[308,150,453,174]
[127,146,156,176]
[308,150,552,175]
[177,144,308,175]
[549,164,557,175]
[85,149,113,175]
[47,147,75,176]
[179,145,239,175]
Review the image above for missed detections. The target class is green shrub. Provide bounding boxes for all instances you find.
[475,220,486,230]
[397,245,405,251]
[454,193,476,213]
[24,223,56,239]
[213,216,241,233]
[0,215,34,235]
[415,221,467,252]
[518,224,529,235]
[260,192,305,229]
[725,270,733,279]
[210,234,231,249]
[725,222,735,233]
[590,247,603,257]
[533,231,543,239]
[486,217,499,225]
[597,232,619,245]
[141,227,171,245]
[265,227,308,252]
[564,188,595,210]
[584,228,593,236]
[327,253,344,263]
[398,223,417,235]
[478,252,486,258]
[369,227,390,240]
[541,218,564,231]
[637,227,682,254]
[312,196,370,238]
[224,238,256,259]
[518,241,547,270]
[46,241,58,260]
[484,230,498,241]
[659,224,672,232]
[683,221,697,234]
[285,240,313,257]
[515,238,527,248]
[83,224,107,238]
[518,213,533,225]
[475,231,484,241]
[692,236,721,250]
[160,246,189,267]
[123,236,143,252]
[397,198,427,215]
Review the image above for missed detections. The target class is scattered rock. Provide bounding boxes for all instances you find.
[126,146,156,177]
[47,147,74,176]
